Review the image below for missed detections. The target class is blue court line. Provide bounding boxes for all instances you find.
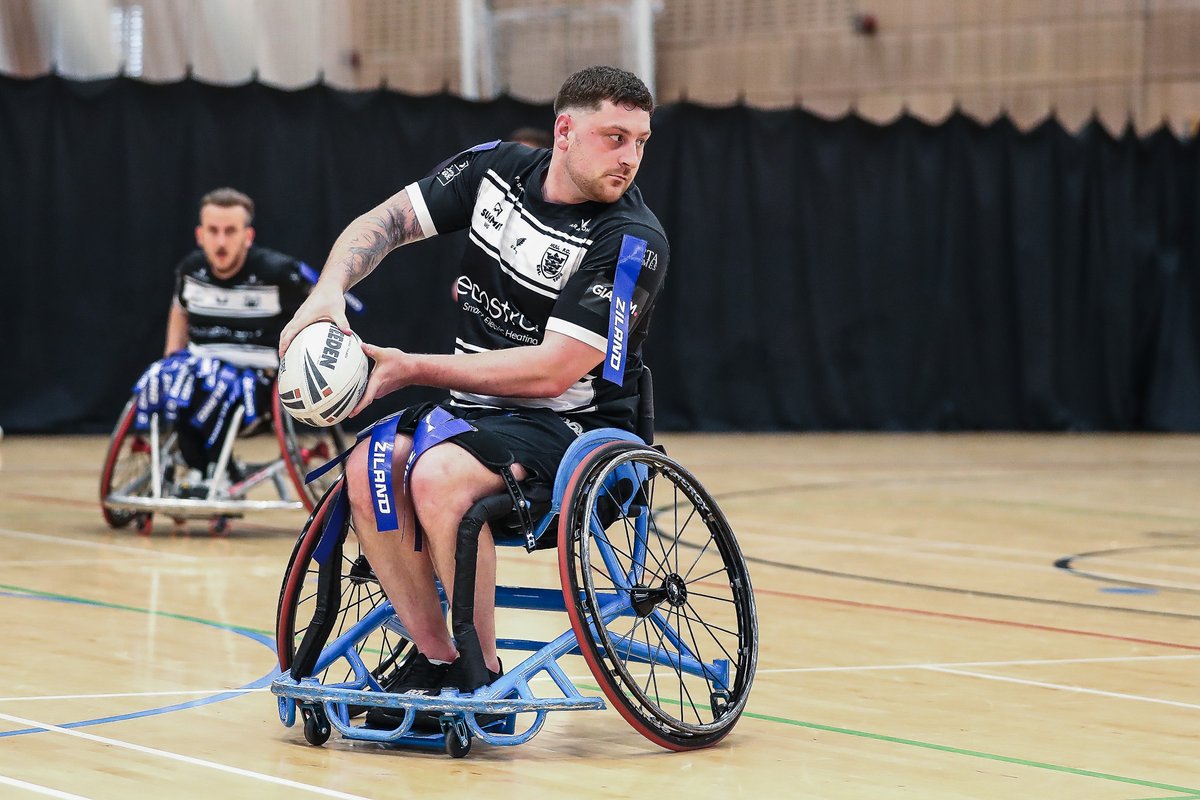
[7,586,1198,796]
[0,587,278,738]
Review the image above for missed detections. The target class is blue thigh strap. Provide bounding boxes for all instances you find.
[302,408,478,552]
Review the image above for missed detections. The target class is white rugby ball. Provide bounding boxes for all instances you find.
[277,322,369,427]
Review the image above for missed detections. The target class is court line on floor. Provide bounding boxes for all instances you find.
[9,653,1199,704]
[736,519,1077,559]
[734,537,1062,575]
[739,520,1200,578]
[0,527,198,560]
[0,775,94,800]
[0,491,99,509]
[0,588,276,738]
[0,688,269,703]
[923,666,1200,711]
[742,555,1200,620]
[736,707,1200,797]
[712,474,1200,524]
[749,652,1200,673]
[6,580,1197,795]
[0,711,373,800]
[752,584,1200,650]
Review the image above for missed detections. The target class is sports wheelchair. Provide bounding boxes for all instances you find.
[270,370,759,757]
[99,369,348,535]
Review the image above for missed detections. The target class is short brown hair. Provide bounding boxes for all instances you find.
[199,187,254,225]
[509,127,553,148]
[553,66,653,116]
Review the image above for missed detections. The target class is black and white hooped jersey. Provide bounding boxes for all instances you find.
[408,141,669,432]
[174,247,308,369]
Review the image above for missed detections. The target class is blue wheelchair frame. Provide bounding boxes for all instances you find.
[270,425,755,757]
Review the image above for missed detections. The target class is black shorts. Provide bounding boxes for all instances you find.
[390,401,579,488]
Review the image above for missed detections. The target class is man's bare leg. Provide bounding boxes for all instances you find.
[344,436,458,663]
[410,442,526,675]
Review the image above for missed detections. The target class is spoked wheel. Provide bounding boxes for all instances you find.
[99,398,155,529]
[276,478,415,714]
[274,392,349,512]
[558,442,758,751]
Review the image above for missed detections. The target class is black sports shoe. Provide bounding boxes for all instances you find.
[444,657,504,693]
[390,652,451,693]
[443,658,507,730]
[365,652,452,731]
[365,656,507,733]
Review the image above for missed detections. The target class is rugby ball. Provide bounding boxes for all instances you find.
[277,322,369,427]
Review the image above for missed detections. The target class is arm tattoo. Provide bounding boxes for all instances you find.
[371,203,422,248]
[346,229,393,281]
[337,195,424,283]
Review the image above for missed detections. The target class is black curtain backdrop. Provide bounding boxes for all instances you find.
[2,74,1198,433]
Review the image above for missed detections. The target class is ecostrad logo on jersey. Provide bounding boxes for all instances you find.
[457,276,541,336]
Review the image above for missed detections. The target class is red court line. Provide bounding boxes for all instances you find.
[1,491,297,535]
[2,491,97,509]
[753,585,1200,652]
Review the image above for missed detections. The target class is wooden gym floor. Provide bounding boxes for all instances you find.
[0,431,1197,799]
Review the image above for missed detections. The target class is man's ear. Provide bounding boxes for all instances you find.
[194,225,203,247]
[245,226,256,246]
[554,112,572,150]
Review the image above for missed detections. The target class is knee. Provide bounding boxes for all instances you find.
[343,442,372,509]
[409,446,483,519]
[409,446,461,503]
[345,434,415,516]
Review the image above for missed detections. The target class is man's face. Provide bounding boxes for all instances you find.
[559,99,652,204]
[195,204,254,277]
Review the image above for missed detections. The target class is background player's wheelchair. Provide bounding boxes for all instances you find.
[270,371,759,757]
[99,367,348,535]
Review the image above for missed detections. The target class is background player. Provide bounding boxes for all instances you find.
[163,188,308,493]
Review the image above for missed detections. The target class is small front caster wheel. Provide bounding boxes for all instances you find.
[440,716,471,758]
[301,706,331,746]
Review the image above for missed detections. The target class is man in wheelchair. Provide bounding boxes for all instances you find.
[153,187,309,495]
[279,66,668,713]
[102,188,330,534]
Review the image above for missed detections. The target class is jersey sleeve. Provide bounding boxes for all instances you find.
[545,223,669,355]
[172,255,192,307]
[277,257,310,319]
[404,141,513,238]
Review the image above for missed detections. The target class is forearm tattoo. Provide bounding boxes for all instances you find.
[338,199,424,283]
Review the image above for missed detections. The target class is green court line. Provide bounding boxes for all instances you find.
[0,582,272,637]
[747,712,1200,796]
[580,684,1200,796]
[6,580,1196,794]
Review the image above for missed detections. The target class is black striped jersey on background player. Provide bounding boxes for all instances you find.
[408,141,669,433]
[174,247,309,370]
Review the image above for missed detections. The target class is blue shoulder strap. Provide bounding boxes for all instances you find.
[603,234,647,385]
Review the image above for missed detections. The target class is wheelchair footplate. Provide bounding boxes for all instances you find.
[272,651,606,758]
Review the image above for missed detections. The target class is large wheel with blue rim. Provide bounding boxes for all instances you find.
[558,441,758,751]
